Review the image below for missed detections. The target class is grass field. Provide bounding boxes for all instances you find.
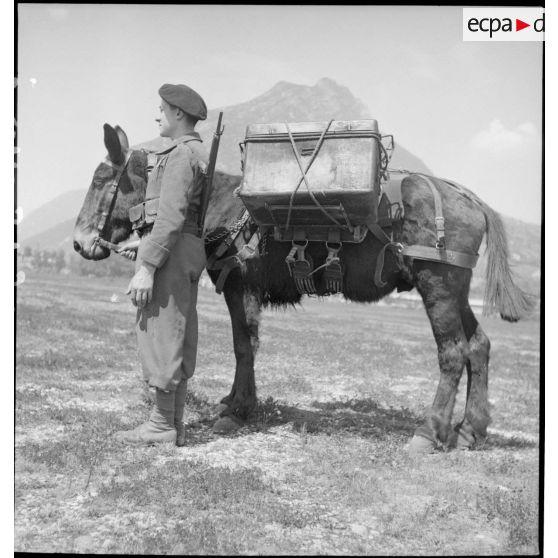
[15,272,540,554]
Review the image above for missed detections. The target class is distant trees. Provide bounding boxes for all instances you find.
[54,249,65,272]
[66,251,134,278]
[18,247,62,271]
[17,246,134,278]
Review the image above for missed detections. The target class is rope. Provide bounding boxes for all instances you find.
[285,120,333,231]
[284,121,343,229]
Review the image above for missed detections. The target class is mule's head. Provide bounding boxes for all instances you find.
[73,124,148,260]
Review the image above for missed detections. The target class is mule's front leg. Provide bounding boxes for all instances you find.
[411,267,470,452]
[214,279,260,431]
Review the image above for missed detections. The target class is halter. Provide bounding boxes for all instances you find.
[93,150,132,251]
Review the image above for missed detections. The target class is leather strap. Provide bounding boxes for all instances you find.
[206,211,251,269]
[214,257,240,294]
[401,245,478,269]
[235,231,261,262]
[374,242,404,288]
[367,222,392,245]
[97,150,132,236]
[213,231,261,294]
[414,173,445,249]
[366,222,404,288]
[182,223,201,237]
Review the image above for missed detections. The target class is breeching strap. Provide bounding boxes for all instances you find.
[415,173,446,249]
[400,173,478,269]
[401,244,478,268]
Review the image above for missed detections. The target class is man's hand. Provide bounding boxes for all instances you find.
[117,238,141,261]
[126,263,156,308]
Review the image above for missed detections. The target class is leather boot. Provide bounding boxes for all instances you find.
[174,378,188,447]
[115,388,177,444]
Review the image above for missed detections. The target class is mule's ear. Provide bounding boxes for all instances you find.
[103,123,124,165]
[114,125,130,152]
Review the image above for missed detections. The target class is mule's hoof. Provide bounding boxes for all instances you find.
[213,416,243,434]
[454,423,481,450]
[407,435,437,454]
[456,431,474,450]
[456,430,486,450]
[215,403,229,417]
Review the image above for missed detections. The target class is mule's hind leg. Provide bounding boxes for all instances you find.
[410,264,471,452]
[454,304,490,449]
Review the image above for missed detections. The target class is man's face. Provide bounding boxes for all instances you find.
[156,100,179,138]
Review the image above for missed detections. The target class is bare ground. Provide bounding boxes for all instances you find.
[15,272,540,554]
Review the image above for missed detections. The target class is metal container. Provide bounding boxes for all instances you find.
[239,119,382,236]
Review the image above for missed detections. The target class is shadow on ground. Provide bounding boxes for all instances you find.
[178,392,538,452]
[178,393,421,446]
[482,434,538,450]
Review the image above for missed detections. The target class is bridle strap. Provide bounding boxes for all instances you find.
[94,150,132,245]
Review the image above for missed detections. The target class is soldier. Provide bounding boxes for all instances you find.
[115,83,209,445]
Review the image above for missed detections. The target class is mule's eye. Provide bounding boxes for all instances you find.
[92,177,105,189]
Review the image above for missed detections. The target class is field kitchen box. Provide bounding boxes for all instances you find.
[238,119,383,239]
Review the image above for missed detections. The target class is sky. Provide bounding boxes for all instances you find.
[17,4,543,223]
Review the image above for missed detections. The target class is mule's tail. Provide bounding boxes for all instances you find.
[481,204,533,322]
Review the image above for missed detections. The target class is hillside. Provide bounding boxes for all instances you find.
[20,217,76,252]
[135,78,432,177]
[18,190,85,242]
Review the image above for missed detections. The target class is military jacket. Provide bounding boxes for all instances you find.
[138,132,208,268]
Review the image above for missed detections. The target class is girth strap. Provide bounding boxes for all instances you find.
[366,222,403,288]
[212,230,261,294]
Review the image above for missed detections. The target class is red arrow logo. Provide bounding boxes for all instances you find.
[516,19,530,31]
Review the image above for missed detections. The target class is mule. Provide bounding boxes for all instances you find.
[74,123,532,452]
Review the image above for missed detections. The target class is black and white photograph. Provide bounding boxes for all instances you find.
[15,4,543,555]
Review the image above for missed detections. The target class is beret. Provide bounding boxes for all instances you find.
[158,83,207,121]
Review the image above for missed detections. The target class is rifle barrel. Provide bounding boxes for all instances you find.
[199,112,224,232]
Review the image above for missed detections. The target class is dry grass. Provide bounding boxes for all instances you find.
[15,271,540,554]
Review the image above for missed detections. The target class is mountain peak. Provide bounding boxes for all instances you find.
[268,78,346,94]
[267,80,301,93]
[314,77,342,89]
[194,78,433,176]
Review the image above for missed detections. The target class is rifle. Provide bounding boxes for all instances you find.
[199,111,224,235]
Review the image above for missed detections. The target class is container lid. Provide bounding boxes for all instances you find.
[245,119,379,139]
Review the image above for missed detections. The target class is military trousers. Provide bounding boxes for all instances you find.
[135,232,207,391]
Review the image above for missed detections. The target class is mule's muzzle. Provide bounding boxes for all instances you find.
[73,228,110,260]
